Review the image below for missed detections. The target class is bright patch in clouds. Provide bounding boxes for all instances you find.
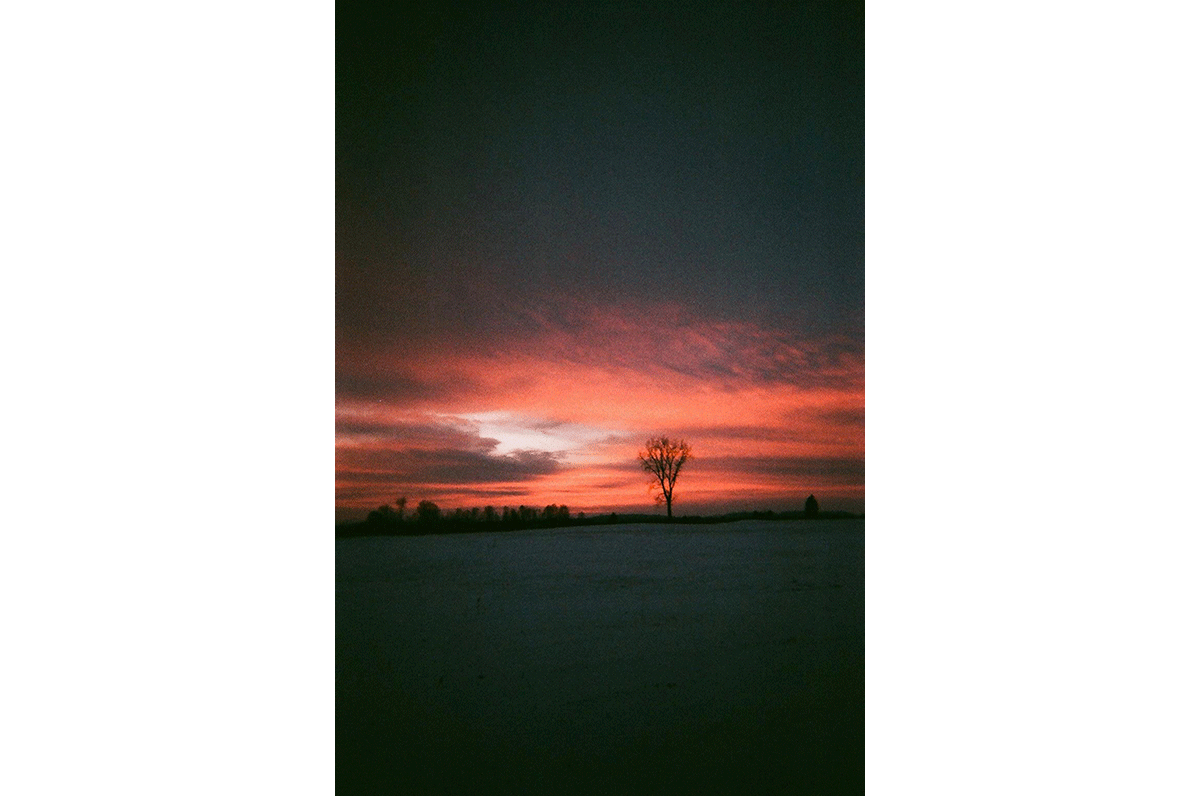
[454,411,624,462]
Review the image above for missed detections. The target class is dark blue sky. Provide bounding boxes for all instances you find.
[338,1,863,352]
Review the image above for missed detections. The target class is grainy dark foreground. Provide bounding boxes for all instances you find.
[337,519,863,795]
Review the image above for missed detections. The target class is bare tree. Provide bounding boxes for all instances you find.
[638,437,692,519]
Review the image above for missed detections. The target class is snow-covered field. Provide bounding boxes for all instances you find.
[337,519,863,795]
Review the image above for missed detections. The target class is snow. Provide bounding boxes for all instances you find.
[337,519,864,794]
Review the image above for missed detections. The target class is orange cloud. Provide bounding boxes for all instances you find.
[337,301,861,520]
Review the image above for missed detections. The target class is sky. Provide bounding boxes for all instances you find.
[337,1,863,521]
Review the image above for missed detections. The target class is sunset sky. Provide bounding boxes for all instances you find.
[337,1,863,521]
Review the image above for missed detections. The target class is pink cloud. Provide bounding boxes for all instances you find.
[337,301,862,519]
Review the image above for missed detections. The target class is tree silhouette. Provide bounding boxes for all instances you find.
[365,503,395,525]
[638,437,692,520]
[804,494,819,518]
[416,500,440,523]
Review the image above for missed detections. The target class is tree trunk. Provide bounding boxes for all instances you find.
[666,497,673,520]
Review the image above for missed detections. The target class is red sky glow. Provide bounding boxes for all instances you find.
[336,302,862,521]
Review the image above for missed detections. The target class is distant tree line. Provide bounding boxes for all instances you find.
[335,494,859,538]
[337,498,579,538]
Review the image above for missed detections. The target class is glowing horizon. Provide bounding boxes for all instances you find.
[336,301,862,521]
